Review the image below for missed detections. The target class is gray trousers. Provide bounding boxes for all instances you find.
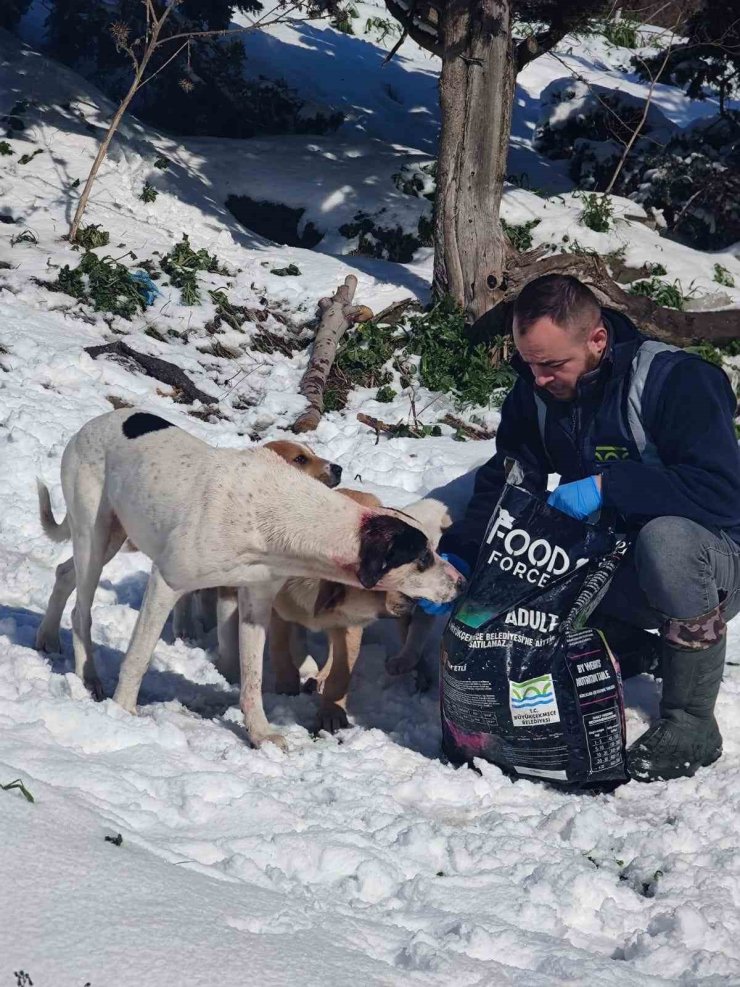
[594,516,740,631]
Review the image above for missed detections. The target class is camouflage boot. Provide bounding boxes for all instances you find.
[627,604,725,782]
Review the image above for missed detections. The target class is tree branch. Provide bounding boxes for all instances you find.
[515,20,572,74]
[384,0,442,57]
[605,30,677,194]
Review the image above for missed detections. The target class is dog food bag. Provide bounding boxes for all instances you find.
[440,464,628,787]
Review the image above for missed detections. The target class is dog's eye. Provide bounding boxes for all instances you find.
[293,454,308,465]
[417,549,434,572]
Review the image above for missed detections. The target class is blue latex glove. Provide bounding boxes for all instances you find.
[417,552,471,615]
[547,476,602,521]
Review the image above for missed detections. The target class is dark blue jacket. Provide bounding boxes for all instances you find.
[439,309,740,569]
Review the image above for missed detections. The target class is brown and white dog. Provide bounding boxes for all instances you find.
[35,409,464,750]
[171,438,342,642]
[173,447,451,735]
[218,489,450,734]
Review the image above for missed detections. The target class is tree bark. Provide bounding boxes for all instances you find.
[433,0,514,324]
[292,276,373,433]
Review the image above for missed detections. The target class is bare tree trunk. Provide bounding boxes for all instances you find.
[292,275,373,433]
[433,0,514,324]
[69,73,145,241]
[69,16,165,241]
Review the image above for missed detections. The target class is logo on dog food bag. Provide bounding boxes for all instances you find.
[486,508,574,587]
[509,673,560,726]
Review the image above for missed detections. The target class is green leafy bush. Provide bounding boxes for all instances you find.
[75,224,110,250]
[713,263,735,287]
[646,262,667,276]
[270,263,301,276]
[502,218,540,251]
[339,211,425,264]
[628,276,690,310]
[140,182,158,203]
[364,15,401,43]
[160,233,229,306]
[52,252,147,319]
[601,15,641,48]
[579,192,613,232]
[18,148,43,165]
[329,296,516,412]
[331,3,358,33]
[375,385,396,402]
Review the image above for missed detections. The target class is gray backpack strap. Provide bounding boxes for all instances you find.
[627,340,681,466]
[533,392,556,470]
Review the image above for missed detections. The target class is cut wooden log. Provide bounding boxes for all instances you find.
[440,413,496,440]
[85,341,217,405]
[357,411,496,442]
[292,275,373,433]
[371,297,421,327]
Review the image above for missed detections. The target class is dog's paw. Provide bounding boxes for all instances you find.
[112,687,138,715]
[315,703,349,735]
[250,731,289,753]
[35,627,61,654]
[86,677,105,702]
[385,651,420,676]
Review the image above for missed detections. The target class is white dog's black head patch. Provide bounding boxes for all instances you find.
[122,413,175,439]
[358,515,429,588]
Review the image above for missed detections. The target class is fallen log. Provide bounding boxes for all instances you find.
[292,275,373,433]
[470,251,740,348]
[441,413,496,440]
[357,411,496,442]
[84,341,217,405]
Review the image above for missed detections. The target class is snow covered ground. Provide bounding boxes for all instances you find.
[2,10,740,985]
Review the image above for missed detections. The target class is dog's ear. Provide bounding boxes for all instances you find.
[358,515,428,588]
[313,580,347,617]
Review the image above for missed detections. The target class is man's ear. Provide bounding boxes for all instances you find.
[590,322,609,356]
[313,581,346,616]
[358,515,428,588]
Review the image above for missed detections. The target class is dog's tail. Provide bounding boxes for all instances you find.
[36,479,70,542]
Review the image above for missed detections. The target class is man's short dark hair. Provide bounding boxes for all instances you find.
[512,274,601,336]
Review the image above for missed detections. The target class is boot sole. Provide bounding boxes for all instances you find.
[628,746,722,783]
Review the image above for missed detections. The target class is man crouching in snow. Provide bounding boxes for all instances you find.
[426,274,740,783]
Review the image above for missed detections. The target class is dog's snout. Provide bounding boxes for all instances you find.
[455,573,467,594]
[327,463,343,487]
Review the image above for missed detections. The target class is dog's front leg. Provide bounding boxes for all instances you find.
[316,626,363,734]
[385,608,436,677]
[114,566,181,713]
[269,612,300,695]
[238,582,287,751]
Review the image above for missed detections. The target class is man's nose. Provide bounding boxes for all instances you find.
[535,372,554,388]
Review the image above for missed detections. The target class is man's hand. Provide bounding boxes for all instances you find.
[547,475,602,521]
[417,553,471,615]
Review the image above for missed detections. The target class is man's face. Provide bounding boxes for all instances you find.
[513,315,608,401]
